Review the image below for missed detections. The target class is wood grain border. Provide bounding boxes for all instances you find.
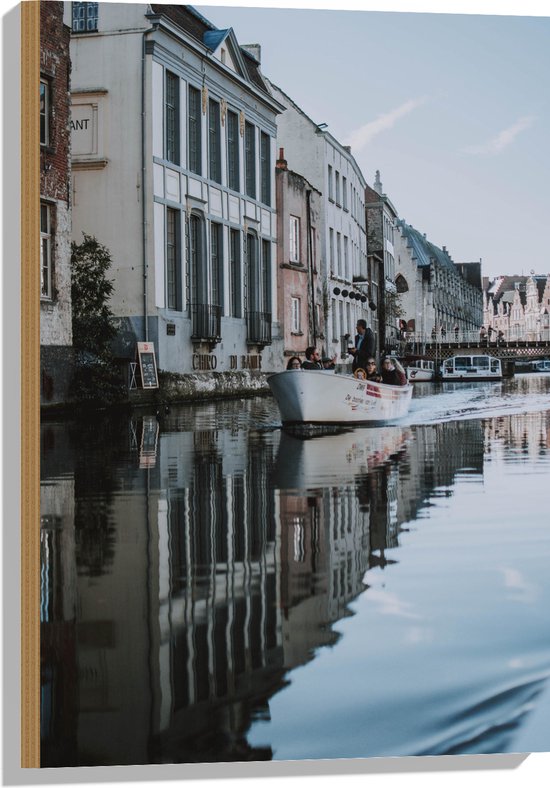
[21,0,40,769]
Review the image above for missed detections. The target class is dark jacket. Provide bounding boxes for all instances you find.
[381,368,407,386]
[352,328,375,372]
[302,360,323,370]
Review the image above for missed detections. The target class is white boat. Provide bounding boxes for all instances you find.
[529,359,550,373]
[268,370,413,425]
[406,359,435,382]
[441,354,502,381]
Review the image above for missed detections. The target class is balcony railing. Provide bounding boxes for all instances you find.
[246,311,272,345]
[190,303,222,342]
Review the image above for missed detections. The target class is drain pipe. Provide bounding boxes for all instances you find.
[141,27,154,342]
[306,189,317,344]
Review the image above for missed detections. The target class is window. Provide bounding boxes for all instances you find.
[336,232,342,277]
[335,171,340,205]
[227,110,239,191]
[343,236,349,280]
[165,71,179,165]
[208,99,221,183]
[229,229,241,317]
[329,228,334,275]
[210,223,223,308]
[245,122,256,198]
[289,216,300,263]
[72,2,98,32]
[166,208,181,310]
[331,297,338,341]
[40,79,50,146]
[40,202,52,299]
[291,297,301,333]
[260,132,271,206]
[246,232,258,311]
[328,165,333,201]
[342,177,348,210]
[262,239,271,314]
[189,213,205,304]
[188,85,201,175]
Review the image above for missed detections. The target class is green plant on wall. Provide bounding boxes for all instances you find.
[70,233,125,405]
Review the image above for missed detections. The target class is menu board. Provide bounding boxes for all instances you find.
[137,342,159,389]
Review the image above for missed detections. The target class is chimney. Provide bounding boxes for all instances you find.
[276,147,288,171]
[242,43,261,63]
[374,169,383,195]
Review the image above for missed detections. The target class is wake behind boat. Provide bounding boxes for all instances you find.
[268,370,413,425]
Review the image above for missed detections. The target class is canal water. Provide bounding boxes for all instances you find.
[40,374,550,766]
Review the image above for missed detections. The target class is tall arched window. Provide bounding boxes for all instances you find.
[395,274,409,293]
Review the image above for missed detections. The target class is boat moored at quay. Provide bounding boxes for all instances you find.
[441,354,502,381]
[406,359,436,383]
[268,370,413,425]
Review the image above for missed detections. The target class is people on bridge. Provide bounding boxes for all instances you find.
[381,357,407,386]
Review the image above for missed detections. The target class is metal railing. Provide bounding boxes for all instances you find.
[190,303,222,341]
[246,311,272,345]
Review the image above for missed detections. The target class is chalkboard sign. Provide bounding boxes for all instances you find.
[137,342,159,389]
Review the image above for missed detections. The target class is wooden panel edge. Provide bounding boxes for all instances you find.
[21,0,41,769]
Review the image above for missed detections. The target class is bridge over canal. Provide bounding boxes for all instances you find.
[402,333,550,363]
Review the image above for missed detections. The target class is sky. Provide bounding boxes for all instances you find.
[193,0,550,279]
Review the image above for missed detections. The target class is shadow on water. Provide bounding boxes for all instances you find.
[39,376,550,765]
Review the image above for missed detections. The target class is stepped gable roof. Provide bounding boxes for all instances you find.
[149,5,269,93]
[397,220,456,274]
[488,275,547,308]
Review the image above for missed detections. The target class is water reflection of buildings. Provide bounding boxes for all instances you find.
[41,407,501,766]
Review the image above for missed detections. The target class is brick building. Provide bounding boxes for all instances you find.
[40,0,73,405]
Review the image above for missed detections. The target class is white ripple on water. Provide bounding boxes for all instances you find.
[405,384,550,427]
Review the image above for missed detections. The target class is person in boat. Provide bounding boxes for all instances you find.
[348,319,375,372]
[302,346,323,370]
[286,356,302,370]
[322,355,336,370]
[365,358,382,382]
[381,356,407,386]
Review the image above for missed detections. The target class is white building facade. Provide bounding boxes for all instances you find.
[67,3,284,377]
[267,82,369,361]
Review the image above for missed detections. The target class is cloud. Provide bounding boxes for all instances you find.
[464,115,535,155]
[345,97,429,150]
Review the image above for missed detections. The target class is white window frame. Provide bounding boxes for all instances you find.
[40,202,52,300]
[289,215,300,263]
[40,79,49,146]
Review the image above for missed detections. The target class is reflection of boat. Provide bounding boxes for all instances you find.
[406,359,435,382]
[273,425,410,489]
[268,371,413,425]
[441,354,502,381]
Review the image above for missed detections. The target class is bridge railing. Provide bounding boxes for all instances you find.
[399,332,550,353]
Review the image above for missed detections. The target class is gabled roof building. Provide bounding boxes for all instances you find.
[67,3,284,379]
[267,80,370,361]
[484,274,550,340]
[394,220,483,340]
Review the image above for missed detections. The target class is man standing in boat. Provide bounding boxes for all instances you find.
[348,319,375,373]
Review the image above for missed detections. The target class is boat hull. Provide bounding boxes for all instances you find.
[407,368,435,382]
[268,370,413,424]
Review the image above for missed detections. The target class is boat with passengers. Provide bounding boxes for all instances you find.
[441,354,502,381]
[406,358,435,383]
[268,369,413,426]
